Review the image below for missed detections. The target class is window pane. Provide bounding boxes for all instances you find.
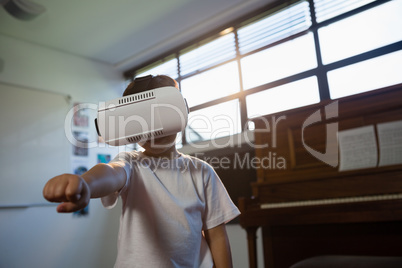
[318,0,402,64]
[186,100,241,143]
[314,0,376,23]
[179,33,236,76]
[137,58,178,79]
[328,50,402,99]
[241,33,317,90]
[246,76,320,117]
[238,1,311,54]
[181,61,240,107]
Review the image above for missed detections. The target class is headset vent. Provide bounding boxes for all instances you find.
[126,130,164,143]
[118,91,155,105]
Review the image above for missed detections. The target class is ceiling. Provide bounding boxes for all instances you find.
[0,0,273,72]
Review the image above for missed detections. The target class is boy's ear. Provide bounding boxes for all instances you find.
[131,75,154,94]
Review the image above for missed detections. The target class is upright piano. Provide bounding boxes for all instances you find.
[239,84,402,268]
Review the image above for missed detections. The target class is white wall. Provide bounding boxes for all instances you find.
[0,35,123,102]
[0,34,263,268]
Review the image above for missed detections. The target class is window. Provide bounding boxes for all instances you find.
[328,50,402,99]
[125,0,402,145]
[186,100,241,143]
[181,61,240,107]
[241,33,317,90]
[318,0,402,64]
[246,76,320,117]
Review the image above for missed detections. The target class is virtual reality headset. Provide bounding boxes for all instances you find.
[95,75,189,146]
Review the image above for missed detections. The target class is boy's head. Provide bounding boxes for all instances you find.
[123,75,179,96]
[124,75,181,156]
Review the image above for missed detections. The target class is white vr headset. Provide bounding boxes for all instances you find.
[95,75,189,146]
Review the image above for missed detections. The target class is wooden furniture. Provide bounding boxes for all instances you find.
[239,84,402,268]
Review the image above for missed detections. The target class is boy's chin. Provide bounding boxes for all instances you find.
[138,135,177,149]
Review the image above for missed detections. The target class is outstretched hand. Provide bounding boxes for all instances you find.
[43,174,90,213]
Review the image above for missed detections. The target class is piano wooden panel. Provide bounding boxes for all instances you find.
[239,84,402,268]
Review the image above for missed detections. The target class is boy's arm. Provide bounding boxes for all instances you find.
[204,223,233,268]
[43,163,127,213]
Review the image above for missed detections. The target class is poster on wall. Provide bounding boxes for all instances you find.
[98,154,111,163]
[73,102,89,127]
[73,131,89,157]
[71,160,88,176]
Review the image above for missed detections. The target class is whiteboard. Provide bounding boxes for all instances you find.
[0,83,70,205]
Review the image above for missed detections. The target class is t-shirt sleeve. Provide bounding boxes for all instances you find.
[202,164,241,230]
[101,151,132,209]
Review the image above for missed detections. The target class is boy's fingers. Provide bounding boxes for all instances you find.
[54,178,70,201]
[43,176,69,202]
[57,179,90,213]
[65,176,83,202]
[43,175,84,203]
[57,201,85,213]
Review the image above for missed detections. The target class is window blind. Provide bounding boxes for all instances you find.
[314,0,376,23]
[238,1,311,54]
[136,57,178,79]
[179,33,236,76]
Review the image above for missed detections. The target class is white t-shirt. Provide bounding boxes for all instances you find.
[101,151,240,268]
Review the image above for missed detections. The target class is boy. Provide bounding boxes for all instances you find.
[43,75,240,268]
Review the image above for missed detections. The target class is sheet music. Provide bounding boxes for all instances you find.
[338,125,378,171]
[377,120,402,167]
